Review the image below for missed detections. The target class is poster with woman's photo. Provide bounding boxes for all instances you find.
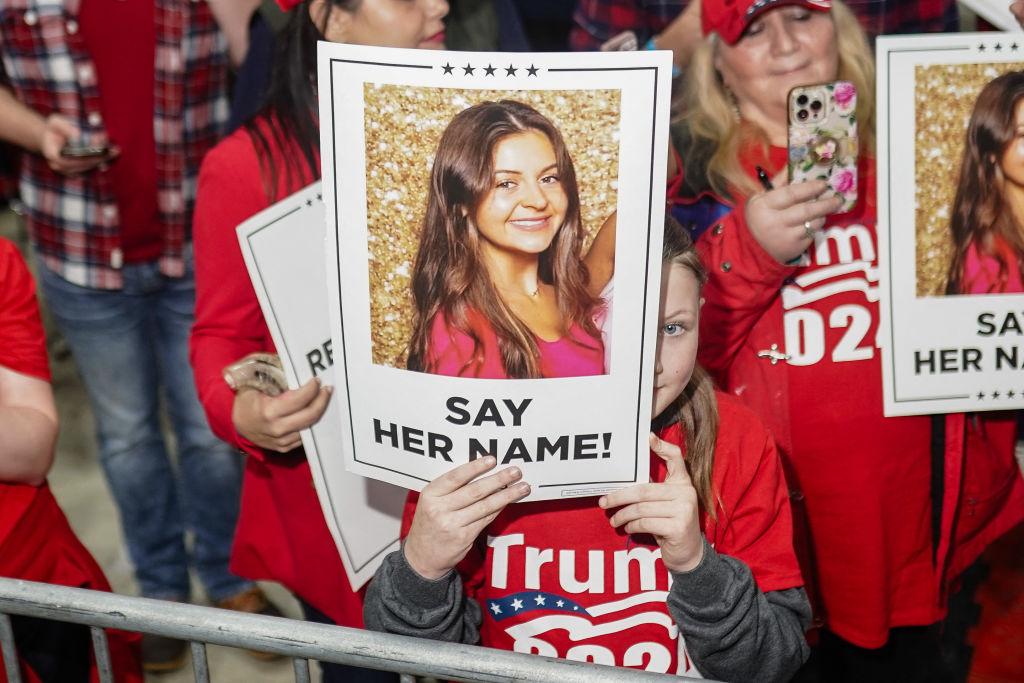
[877,33,1024,415]
[317,43,671,498]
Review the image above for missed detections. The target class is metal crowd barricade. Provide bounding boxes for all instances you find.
[0,578,681,683]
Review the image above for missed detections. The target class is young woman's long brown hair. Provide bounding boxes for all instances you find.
[946,71,1024,294]
[407,100,601,377]
[656,215,720,519]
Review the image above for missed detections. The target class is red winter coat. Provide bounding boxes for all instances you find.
[692,150,1024,648]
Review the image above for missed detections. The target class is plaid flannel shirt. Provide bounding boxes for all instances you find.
[0,0,228,289]
[570,0,958,52]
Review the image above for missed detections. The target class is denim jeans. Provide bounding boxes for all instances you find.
[38,251,251,602]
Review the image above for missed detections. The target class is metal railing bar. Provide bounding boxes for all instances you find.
[292,656,311,683]
[191,641,210,683]
[0,613,22,683]
[90,625,114,683]
[0,578,681,682]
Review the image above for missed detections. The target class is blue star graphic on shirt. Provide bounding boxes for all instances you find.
[486,592,589,622]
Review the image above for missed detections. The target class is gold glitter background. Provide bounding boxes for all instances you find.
[915,62,1024,296]
[363,85,622,367]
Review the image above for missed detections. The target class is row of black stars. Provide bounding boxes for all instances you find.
[977,42,1020,51]
[440,63,541,77]
[976,389,1024,400]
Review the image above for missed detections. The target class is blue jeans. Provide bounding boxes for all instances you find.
[39,252,251,602]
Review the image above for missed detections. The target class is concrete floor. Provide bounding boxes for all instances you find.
[1,209,318,682]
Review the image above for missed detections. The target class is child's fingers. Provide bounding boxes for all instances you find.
[650,433,691,485]
[453,465,525,512]
[424,456,499,497]
[463,480,531,526]
[607,499,680,529]
[599,482,664,510]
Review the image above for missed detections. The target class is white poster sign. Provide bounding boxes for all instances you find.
[958,0,1022,31]
[236,183,403,589]
[317,43,672,499]
[877,33,1024,415]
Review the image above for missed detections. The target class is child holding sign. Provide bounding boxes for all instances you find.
[364,217,811,681]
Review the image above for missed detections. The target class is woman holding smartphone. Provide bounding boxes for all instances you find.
[407,99,605,379]
[669,0,1024,680]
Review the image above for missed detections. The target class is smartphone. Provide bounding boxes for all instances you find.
[60,141,111,158]
[787,81,858,213]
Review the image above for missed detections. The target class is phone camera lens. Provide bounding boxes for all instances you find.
[810,100,823,111]
[796,94,808,106]
[797,109,809,121]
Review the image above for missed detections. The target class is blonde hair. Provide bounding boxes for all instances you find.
[659,216,720,519]
[676,0,875,200]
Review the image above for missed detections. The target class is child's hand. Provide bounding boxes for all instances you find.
[599,433,704,573]
[404,456,530,580]
[744,173,842,264]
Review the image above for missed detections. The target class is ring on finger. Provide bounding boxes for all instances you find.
[803,220,815,239]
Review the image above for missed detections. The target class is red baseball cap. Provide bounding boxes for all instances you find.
[275,0,303,11]
[702,0,832,44]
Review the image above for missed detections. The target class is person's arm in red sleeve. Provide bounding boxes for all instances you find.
[695,205,793,380]
[0,240,57,485]
[697,174,841,381]
[189,134,276,456]
[191,132,331,456]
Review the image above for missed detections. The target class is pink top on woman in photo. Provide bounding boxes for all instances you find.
[961,236,1024,294]
[426,309,605,379]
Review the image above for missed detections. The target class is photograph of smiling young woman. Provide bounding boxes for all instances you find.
[946,71,1024,295]
[406,99,605,379]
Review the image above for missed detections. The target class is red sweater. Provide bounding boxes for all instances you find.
[190,121,366,627]
[695,148,1024,647]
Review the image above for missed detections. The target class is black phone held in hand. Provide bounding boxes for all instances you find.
[60,141,110,157]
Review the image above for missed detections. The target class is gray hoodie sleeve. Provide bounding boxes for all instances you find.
[667,536,812,683]
[363,545,481,644]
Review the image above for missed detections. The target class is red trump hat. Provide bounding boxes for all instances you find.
[702,0,832,44]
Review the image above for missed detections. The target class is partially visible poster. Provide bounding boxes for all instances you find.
[958,0,1022,31]
[877,33,1024,415]
[317,44,672,498]
[236,183,403,589]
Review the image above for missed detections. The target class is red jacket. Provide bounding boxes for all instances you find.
[693,150,1024,648]
[190,120,366,628]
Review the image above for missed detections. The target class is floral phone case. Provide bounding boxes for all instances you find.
[787,81,858,213]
